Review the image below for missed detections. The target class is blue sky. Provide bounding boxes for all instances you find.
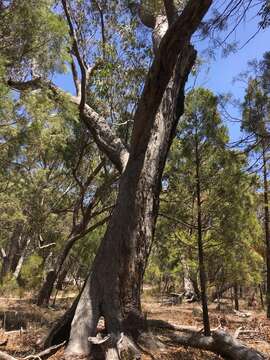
[193,7,270,143]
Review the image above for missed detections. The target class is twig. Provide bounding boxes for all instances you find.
[0,341,66,360]
[23,341,66,359]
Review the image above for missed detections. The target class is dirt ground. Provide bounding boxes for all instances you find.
[0,291,269,359]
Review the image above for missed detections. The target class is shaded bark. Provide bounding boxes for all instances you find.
[259,284,264,309]
[37,270,57,307]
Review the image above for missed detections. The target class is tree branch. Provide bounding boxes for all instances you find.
[61,0,87,111]
[163,0,177,25]
[130,0,212,157]
[7,78,129,173]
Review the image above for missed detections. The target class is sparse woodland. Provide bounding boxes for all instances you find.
[0,0,270,359]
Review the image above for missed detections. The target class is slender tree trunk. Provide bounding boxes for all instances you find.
[0,225,26,282]
[56,267,68,290]
[195,135,210,336]
[13,238,30,279]
[262,145,270,318]
[259,284,264,309]
[234,283,239,311]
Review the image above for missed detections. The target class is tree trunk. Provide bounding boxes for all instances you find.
[56,267,68,290]
[13,238,30,279]
[195,133,210,336]
[181,254,198,301]
[64,47,197,358]
[0,225,25,282]
[36,270,57,307]
[262,145,270,318]
[170,329,267,360]
[44,2,213,357]
[234,283,239,311]
[259,284,264,309]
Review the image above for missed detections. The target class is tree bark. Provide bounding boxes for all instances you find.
[169,329,267,360]
[262,144,270,318]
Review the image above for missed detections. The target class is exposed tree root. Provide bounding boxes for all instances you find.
[89,333,141,360]
[35,316,270,360]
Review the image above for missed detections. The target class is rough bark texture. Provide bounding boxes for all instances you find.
[37,270,57,307]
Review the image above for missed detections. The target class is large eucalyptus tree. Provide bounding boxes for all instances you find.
[6,1,212,358]
[2,1,270,359]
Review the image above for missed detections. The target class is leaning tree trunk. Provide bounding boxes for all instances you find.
[44,2,213,358]
[64,47,197,359]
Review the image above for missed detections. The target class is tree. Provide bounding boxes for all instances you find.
[152,88,263,318]
[242,56,270,317]
[162,87,229,336]
[4,1,213,357]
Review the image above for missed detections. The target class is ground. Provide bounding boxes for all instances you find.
[0,289,269,359]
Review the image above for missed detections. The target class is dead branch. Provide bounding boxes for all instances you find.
[0,351,17,360]
[23,341,66,359]
[148,320,267,359]
[0,341,65,360]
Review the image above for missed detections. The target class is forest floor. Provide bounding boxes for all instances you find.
[0,289,269,359]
